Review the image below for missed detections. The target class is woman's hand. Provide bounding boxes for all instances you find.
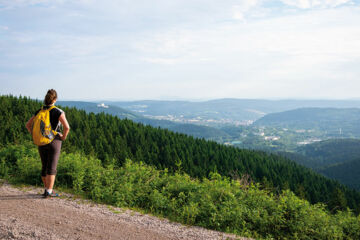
[58,132,64,140]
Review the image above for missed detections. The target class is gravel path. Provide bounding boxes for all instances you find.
[0,182,249,240]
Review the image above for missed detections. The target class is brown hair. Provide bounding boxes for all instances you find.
[44,89,58,105]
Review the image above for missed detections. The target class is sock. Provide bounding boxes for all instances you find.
[46,189,53,194]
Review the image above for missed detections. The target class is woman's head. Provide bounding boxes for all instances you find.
[44,89,58,105]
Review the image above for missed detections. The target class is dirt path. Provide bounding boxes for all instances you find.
[0,182,247,240]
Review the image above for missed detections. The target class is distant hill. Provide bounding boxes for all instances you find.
[58,101,230,140]
[57,101,139,120]
[168,124,230,140]
[106,99,266,124]
[279,139,360,191]
[295,139,360,169]
[106,99,360,124]
[242,143,360,198]
[277,151,313,167]
[320,158,360,191]
[136,118,230,140]
[254,108,360,137]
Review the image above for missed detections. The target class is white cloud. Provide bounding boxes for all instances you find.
[1,1,360,99]
[140,57,179,65]
[232,0,259,20]
[0,0,63,9]
[141,56,214,65]
[280,0,352,9]
[130,6,360,98]
[136,6,360,63]
[133,29,214,65]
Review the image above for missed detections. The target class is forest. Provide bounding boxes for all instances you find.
[295,139,360,169]
[319,158,360,191]
[1,95,360,213]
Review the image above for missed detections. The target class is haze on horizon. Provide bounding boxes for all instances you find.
[1,0,360,101]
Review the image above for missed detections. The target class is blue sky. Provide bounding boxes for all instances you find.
[1,0,359,101]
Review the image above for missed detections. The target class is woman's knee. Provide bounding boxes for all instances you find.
[46,169,57,175]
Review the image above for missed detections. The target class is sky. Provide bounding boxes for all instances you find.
[1,0,360,101]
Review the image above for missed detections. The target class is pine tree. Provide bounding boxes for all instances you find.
[329,188,348,212]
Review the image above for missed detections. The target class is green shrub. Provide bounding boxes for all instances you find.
[0,143,41,184]
[334,210,360,239]
[1,143,359,240]
[15,154,42,185]
[0,159,9,177]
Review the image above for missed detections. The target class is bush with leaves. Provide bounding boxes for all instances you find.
[1,143,360,239]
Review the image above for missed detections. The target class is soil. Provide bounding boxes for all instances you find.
[0,182,249,240]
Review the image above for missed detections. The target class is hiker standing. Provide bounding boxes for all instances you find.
[25,89,70,198]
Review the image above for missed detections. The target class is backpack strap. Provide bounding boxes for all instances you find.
[48,105,57,111]
[42,105,57,111]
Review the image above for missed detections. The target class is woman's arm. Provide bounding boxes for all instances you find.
[25,116,35,134]
[58,112,70,141]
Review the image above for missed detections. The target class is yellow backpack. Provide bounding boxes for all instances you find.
[32,106,58,146]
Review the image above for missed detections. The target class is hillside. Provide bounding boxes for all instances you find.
[295,138,360,169]
[105,99,266,124]
[1,146,359,239]
[58,101,230,140]
[166,123,230,140]
[57,101,139,119]
[319,158,360,191]
[254,108,360,137]
[108,99,360,125]
[279,139,360,191]
[1,95,360,213]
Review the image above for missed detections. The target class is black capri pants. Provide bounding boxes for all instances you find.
[38,135,62,176]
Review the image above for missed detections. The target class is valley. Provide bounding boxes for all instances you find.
[60,99,360,153]
[73,98,360,192]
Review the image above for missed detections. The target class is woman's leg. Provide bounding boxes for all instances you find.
[45,174,56,189]
[38,146,49,190]
[45,138,62,193]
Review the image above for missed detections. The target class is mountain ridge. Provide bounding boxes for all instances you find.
[58,100,230,140]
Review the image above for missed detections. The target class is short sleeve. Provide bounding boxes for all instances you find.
[50,107,64,131]
[53,108,64,120]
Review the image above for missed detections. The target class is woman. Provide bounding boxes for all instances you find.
[26,89,70,198]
